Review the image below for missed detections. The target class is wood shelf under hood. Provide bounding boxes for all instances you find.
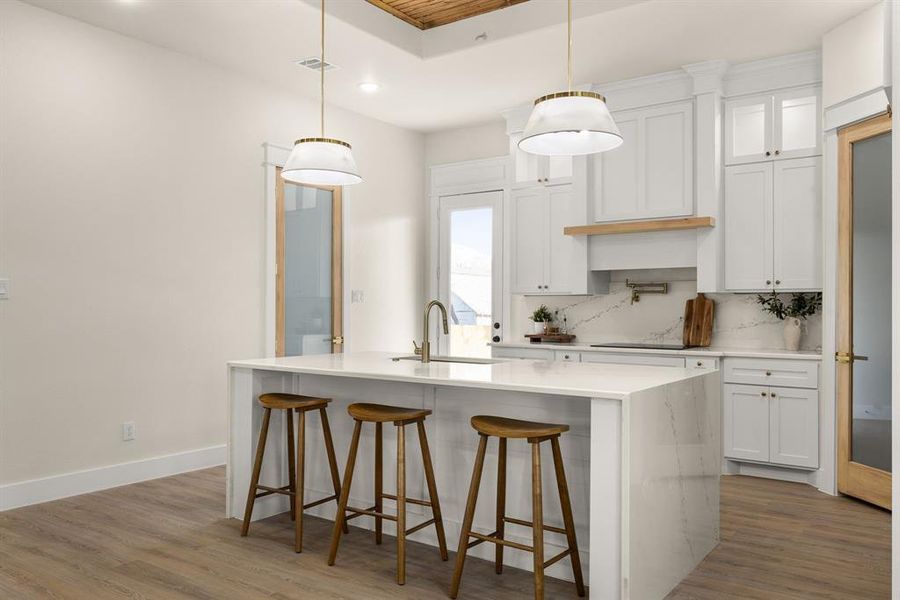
[563,216,715,236]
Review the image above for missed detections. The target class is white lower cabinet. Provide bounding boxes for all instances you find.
[724,384,771,462]
[723,359,819,469]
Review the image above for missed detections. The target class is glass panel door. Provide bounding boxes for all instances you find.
[276,169,343,357]
[837,113,892,510]
[850,130,892,472]
[438,191,502,358]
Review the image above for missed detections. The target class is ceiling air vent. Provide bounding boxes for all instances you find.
[296,57,338,71]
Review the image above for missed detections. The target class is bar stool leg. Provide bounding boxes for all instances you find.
[328,420,362,566]
[449,434,489,599]
[375,422,383,545]
[417,420,448,561]
[319,407,348,534]
[531,441,544,600]
[396,423,407,585]
[551,437,585,597]
[241,408,272,536]
[495,437,507,574]
[294,409,306,553]
[286,409,296,522]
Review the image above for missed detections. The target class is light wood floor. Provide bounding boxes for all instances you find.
[0,467,890,599]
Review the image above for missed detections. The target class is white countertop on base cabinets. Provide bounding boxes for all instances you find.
[488,341,822,361]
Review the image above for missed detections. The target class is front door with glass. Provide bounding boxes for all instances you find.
[437,191,502,358]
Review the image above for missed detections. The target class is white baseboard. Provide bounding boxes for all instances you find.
[0,445,226,511]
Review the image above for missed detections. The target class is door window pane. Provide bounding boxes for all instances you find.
[448,207,492,358]
[780,96,817,152]
[851,131,892,472]
[283,185,333,356]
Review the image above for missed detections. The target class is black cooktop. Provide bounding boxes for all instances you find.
[590,342,689,350]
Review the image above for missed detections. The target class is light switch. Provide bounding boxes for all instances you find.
[351,290,364,304]
[0,279,8,300]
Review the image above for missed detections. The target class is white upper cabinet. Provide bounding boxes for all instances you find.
[592,100,693,222]
[725,86,821,165]
[509,182,607,296]
[724,157,821,292]
[509,132,573,187]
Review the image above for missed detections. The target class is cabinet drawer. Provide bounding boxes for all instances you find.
[686,357,719,370]
[554,351,581,363]
[491,347,554,361]
[724,358,818,389]
[581,352,686,368]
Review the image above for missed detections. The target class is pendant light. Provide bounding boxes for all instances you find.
[282,0,361,186]
[518,0,622,156]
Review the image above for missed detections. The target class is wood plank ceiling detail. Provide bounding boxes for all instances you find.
[365,0,529,30]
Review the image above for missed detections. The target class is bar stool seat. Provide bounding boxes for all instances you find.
[258,393,330,411]
[329,402,447,586]
[347,403,431,423]
[470,415,569,439]
[241,393,346,553]
[450,415,585,600]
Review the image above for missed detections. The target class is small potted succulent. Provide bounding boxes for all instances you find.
[756,291,822,351]
[530,304,553,334]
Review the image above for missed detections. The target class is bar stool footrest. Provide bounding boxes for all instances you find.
[303,494,338,510]
[345,505,398,522]
[504,515,568,535]
[543,548,573,569]
[467,531,533,553]
[381,493,433,508]
[254,484,293,499]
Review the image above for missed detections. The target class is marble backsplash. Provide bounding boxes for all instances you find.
[510,278,823,351]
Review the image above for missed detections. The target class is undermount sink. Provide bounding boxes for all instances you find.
[392,355,502,365]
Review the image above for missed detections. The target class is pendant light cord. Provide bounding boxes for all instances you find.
[567,0,572,92]
[320,0,325,137]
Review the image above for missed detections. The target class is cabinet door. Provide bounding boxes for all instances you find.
[724,163,774,290]
[595,113,640,221]
[769,386,818,468]
[510,187,546,294]
[643,102,693,218]
[545,184,574,294]
[725,94,773,165]
[510,132,543,186]
[724,384,770,462]
[773,87,821,161]
[773,157,821,290]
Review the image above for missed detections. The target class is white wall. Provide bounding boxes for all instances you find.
[424,120,508,167]
[0,0,425,488]
[822,2,887,108]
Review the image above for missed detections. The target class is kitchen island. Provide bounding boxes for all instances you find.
[227,352,720,600]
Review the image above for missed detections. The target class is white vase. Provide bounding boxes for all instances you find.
[532,321,546,335]
[783,317,802,351]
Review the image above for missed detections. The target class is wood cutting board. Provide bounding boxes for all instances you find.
[683,293,714,347]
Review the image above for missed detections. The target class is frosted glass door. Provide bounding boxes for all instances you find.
[850,131,891,472]
[276,174,342,357]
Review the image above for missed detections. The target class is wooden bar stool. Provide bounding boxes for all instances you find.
[328,403,448,585]
[241,393,347,553]
[449,416,585,600]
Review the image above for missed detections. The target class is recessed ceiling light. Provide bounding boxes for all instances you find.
[358,82,380,94]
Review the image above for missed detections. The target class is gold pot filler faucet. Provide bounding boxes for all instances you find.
[414,300,449,363]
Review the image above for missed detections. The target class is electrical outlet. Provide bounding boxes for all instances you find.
[122,421,135,441]
[351,289,364,304]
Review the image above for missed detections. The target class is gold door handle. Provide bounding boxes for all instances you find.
[331,336,344,345]
[835,352,868,363]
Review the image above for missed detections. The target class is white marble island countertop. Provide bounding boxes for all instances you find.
[228,351,709,400]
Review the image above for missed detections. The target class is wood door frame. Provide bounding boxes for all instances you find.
[837,111,892,509]
[275,166,343,357]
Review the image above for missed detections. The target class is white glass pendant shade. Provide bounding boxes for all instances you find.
[518,91,623,156]
[282,137,361,186]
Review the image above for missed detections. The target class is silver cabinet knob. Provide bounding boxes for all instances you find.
[765,151,771,156]
[775,280,781,285]
[766,280,772,285]
[696,361,703,367]
[564,355,570,359]
[761,391,768,397]
[774,150,781,155]
[765,371,772,376]
[771,392,776,397]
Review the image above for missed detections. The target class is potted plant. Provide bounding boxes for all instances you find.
[530,304,553,334]
[755,291,822,351]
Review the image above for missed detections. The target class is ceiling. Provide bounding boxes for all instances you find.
[24,0,876,134]
[365,0,529,30]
